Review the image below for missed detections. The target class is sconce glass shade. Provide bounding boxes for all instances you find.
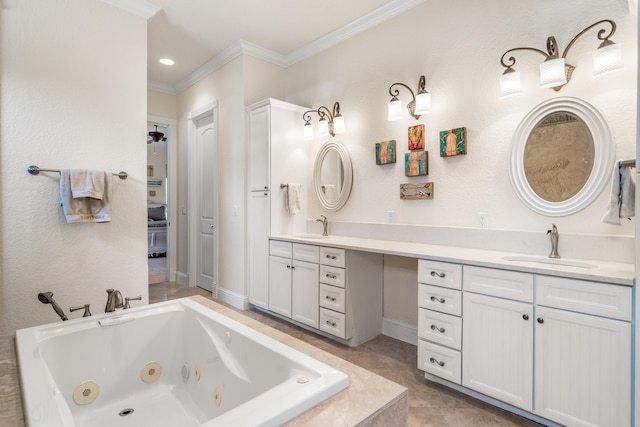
[318,118,329,136]
[414,92,431,115]
[333,115,345,134]
[388,98,402,121]
[592,43,623,77]
[539,57,567,88]
[304,122,314,141]
[500,70,521,97]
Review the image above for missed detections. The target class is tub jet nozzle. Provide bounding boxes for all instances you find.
[37,292,68,321]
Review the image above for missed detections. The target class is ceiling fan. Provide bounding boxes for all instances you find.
[147,125,167,144]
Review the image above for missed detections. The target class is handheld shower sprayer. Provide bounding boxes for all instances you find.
[37,292,68,321]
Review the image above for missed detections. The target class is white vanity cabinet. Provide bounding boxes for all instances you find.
[417,260,463,384]
[459,265,632,427]
[268,241,319,328]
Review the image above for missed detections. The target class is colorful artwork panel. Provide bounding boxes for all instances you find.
[375,140,396,165]
[408,124,424,150]
[404,151,428,176]
[439,127,467,157]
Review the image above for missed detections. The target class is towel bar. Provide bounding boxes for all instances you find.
[620,159,635,169]
[27,165,128,180]
[280,184,288,189]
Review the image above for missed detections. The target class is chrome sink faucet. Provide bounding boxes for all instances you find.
[105,289,123,313]
[316,215,329,236]
[547,224,561,259]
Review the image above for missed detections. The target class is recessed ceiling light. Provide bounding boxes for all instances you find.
[159,58,175,66]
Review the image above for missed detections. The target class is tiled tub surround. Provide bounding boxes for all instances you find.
[3,296,408,427]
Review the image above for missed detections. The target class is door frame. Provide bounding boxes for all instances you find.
[147,114,177,282]
[187,101,219,291]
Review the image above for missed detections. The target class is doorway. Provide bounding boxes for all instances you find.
[147,116,177,286]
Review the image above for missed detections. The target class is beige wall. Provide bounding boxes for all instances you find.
[0,0,148,334]
[148,90,177,119]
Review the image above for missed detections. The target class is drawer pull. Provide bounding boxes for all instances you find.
[430,271,446,278]
[286,265,291,269]
[522,314,529,320]
[325,320,337,327]
[326,254,337,260]
[325,295,337,302]
[430,324,446,333]
[325,273,337,279]
[537,317,544,324]
[429,357,445,367]
[430,296,446,304]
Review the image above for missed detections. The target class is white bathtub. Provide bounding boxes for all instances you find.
[16,298,349,426]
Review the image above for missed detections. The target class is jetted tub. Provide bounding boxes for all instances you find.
[16,298,349,426]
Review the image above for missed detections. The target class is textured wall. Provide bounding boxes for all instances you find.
[0,0,148,334]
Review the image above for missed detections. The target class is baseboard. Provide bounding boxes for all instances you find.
[382,317,417,346]
[176,272,189,286]
[169,268,177,283]
[216,287,251,310]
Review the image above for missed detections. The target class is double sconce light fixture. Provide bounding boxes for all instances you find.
[387,75,431,120]
[500,19,623,97]
[303,102,345,140]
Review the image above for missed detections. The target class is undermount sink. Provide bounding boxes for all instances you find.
[501,255,598,269]
[292,233,331,239]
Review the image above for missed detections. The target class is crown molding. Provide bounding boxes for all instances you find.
[151,0,425,94]
[148,80,178,95]
[99,0,161,19]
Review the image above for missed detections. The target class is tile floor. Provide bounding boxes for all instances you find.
[149,282,542,427]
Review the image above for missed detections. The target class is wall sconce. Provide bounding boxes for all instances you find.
[499,19,623,97]
[303,102,345,140]
[387,75,431,121]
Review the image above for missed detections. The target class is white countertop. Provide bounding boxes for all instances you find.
[270,234,635,286]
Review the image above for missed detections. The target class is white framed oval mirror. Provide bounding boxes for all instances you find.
[509,97,614,216]
[314,141,353,211]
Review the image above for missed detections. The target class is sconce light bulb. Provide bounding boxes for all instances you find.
[539,57,567,89]
[592,42,623,77]
[414,92,431,115]
[500,69,522,97]
[388,98,402,121]
[318,118,329,137]
[304,123,314,140]
[333,115,345,134]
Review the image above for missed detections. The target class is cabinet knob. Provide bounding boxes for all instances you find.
[537,317,544,324]
[264,186,268,190]
[430,296,446,304]
[286,265,291,269]
[430,271,446,278]
[429,357,445,367]
[430,324,446,333]
[522,314,529,320]
[264,192,268,196]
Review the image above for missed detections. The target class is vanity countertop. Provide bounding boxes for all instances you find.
[270,234,634,286]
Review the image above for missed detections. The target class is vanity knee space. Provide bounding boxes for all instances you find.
[417,259,633,427]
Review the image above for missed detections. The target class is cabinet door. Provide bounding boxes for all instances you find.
[247,105,270,191]
[268,255,291,318]
[292,260,319,328]
[248,191,270,309]
[462,292,533,411]
[534,306,631,427]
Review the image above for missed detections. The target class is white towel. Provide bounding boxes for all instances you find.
[323,184,337,204]
[285,183,301,214]
[60,169,112,223]
[602,160,635,224]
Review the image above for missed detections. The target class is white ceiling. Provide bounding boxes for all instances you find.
[101,0,426,93]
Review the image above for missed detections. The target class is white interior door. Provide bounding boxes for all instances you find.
[188,103,218,292]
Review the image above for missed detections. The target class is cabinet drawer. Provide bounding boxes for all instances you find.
[319,265,345,288]
[536,275,632,321]
[320,284,346,313]
[418,284,462,316]
[319,307,346,339]
[418,308,462,350]
[293,243,319,263]
[320,247,346,268]
[418,260,462,290]
[463,265,533,302]
[418,340,461,384]
[269,240,292,258]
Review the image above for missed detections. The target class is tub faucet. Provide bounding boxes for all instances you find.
[70,304,92,317]
[123,295,142,309]
[316,215,329,236]
[547,224,561,259]
[105,289,123,313]
[37,292,68,321]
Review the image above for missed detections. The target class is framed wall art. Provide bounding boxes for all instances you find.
[408,124,424,150]
[375,140,396,165]
[440,127,467,157]
[404,151,428,176]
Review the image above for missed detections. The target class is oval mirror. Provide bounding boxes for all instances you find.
[314,141,353,211]
[509,97,613,216]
